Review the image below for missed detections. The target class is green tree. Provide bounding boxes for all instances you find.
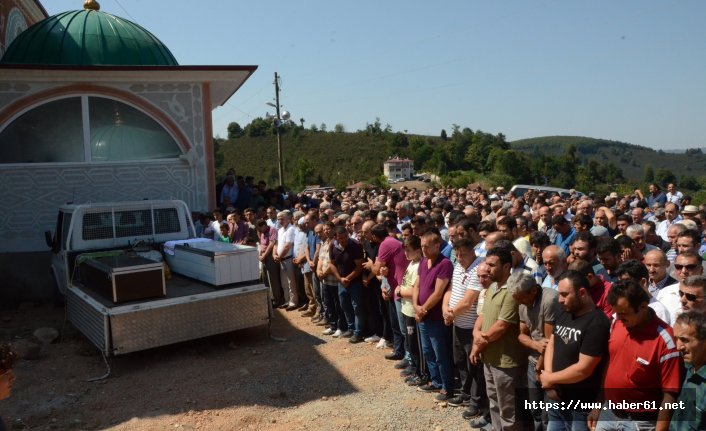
[654,168,676,186]
[320,123,327,132]
[213,137,225,169]
[440,129,448,141]
[293,157,316,189]
[244,117,272,137]
[644,164,654,182]
[679,174,699,191]
[365,117,383,136]
[227,122,244,139]
[334,123,346,133]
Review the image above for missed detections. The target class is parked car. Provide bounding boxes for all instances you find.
[509,184,583,199]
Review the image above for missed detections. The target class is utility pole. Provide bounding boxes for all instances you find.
[274,72,284,187]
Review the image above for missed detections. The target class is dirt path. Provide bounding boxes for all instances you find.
[1,303,477,430]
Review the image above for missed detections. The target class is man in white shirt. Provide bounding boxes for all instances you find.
[658,251,704,325]
[273,210,299,310]
[666,183,683,207]
[656,203,682,242]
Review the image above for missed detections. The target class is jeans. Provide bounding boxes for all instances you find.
[547,408,590,431]
[527,357,548,431]
[418,318,454,392]
[403,314,423,376]
[323,283,345,331]
[386,298,405,357]
[394,299,411,361]
[313,275,325,317]
[338,281,364,336]
[594,408,656,431]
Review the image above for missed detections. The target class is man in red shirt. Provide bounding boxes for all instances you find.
[567,259,613,318]
[589,279,682,431]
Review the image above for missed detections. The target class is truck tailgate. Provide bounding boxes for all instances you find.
[68,280,270,355]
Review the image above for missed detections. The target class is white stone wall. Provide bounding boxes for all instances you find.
[0,81,210,253]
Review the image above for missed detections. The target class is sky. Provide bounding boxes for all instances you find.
[46,1,706,151]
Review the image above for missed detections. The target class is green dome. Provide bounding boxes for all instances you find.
[0,9,178,66]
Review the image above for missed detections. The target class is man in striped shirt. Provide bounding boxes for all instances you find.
[442,238,483,409]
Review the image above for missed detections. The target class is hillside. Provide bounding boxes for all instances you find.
[216,128,706,190]
[511,136,706,181]
[217,130,393,189]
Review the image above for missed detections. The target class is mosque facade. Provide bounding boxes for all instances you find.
[0,0,256,299]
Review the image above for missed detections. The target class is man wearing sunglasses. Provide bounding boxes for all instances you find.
[657,251,704,325]
[679,275,706,314]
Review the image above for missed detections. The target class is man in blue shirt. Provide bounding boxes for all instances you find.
[551,215,576,256]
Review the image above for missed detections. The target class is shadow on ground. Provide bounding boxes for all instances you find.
[0,302,357,430]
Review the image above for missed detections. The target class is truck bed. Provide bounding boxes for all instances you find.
[74,273,260,309]
[67,275,270,355]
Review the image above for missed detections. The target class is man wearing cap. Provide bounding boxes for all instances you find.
[657,203,682,242]
[681,205,699,221]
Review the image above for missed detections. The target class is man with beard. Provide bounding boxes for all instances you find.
[470,248,523,431]
[540,271,610,431]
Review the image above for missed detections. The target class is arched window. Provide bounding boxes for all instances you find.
[0,95,182,163]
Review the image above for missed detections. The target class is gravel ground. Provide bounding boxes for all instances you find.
[0,302,479,431]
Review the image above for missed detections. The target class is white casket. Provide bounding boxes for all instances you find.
[164,239,259,286]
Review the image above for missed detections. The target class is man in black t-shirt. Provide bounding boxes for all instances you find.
[539,270,611,430]
[329,226,366,342]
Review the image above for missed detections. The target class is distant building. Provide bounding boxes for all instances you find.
[383,156,414,181]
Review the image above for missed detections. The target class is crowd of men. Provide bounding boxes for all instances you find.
[200,177,706,431]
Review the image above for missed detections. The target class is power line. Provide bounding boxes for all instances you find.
[112,0,137,22]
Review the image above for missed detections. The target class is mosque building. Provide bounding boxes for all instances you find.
[0,0,257,299]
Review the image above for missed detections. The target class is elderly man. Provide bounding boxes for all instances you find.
[541,245,568,290]
[670,311,706,431]
[513,273,558,431]
[273,210,299,310]
[644,249,676,298]
[631,207,645,225]
[657,203,681,242]
[658,252,704,325]
[589,279,681,431]
[665,223,686,262]
[626,224,659,258]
